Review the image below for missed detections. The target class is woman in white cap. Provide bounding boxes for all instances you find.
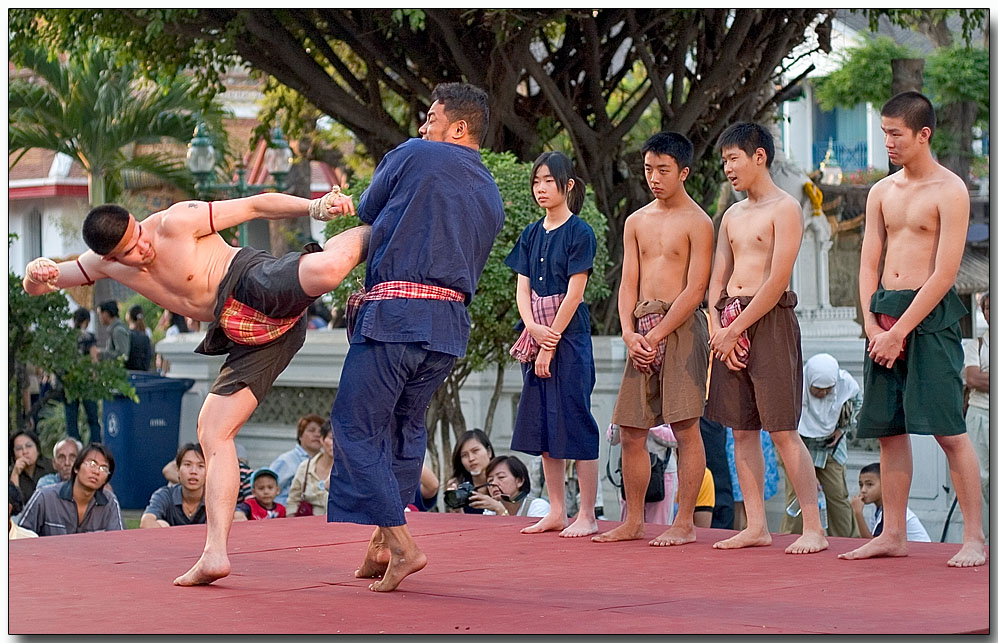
[781,353,862,538]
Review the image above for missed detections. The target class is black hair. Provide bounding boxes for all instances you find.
[485,454,531,496]
[72,307,91,328]
[450,428,494,484]
[175,442,204,469]
[860,462,881,477]
[82,204,131,255]
[98,300,119,318]
[166,311,189,333]
[530,151,586,214]
[430,82,490,145]
[9,482,25,515]
[641,132,694,170]
[127,304,146,332]
[9,430,42,466]
[881,91,936,142]
[716,121,775,168]
[71,443,115,488]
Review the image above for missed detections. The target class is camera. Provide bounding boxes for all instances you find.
[444,481,482,509]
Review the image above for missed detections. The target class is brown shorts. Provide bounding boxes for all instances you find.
[705,290,802,432]
[612,301,709,428]
[197,247,317,403]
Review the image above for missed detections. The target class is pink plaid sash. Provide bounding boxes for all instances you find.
[875,313,907,361]
[510,291,565,363]
[345,280,465,336]
[720,298,751,358]
[636,312,666,374]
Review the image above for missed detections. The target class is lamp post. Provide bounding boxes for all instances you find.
[186,122,293,245]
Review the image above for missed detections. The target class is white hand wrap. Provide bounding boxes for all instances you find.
[309,186,342,221]
[26,257,58,285]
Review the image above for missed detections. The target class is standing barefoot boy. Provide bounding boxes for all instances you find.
[592,132,713,547]
[705,122,827,555]
[839,91,986,567]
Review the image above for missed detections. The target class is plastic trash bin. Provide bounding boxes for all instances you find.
[101,372,195,509]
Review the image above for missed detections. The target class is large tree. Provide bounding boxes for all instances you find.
[10,8,835,330]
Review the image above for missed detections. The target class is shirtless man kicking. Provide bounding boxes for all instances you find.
[593,132,713,546]
[22,191,368,584]
[839,91,987,567]
[705,122,827,555]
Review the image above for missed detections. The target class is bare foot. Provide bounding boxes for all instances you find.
[838,534,908,560]
[521,515,567,534]
[355,546,390,578]
[369,546,427,592]
[649,524,696,547]
[173,552,231,586]
[560,516,598,538]
[592,522,644,543]
[785,531,828,554]
[712,529,772,550]
[947,541,988,567]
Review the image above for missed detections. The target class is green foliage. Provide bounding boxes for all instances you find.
[323,149,611,374]
[8,41,229,205]
[864,9,988,47]
[814,36,916,111]
[925,46,989,126]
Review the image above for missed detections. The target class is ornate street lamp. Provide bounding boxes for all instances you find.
[186,122,293,244]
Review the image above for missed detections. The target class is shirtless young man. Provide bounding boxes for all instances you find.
[839,91,987,567]
[592,132,713,546]
[705,122,827,555]
[23,191,368,584]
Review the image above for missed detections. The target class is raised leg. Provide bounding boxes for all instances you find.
[174,388,258,586]
[840,434,911,561]
[935,433,988,567]
[298,225,371,297]
[769,430,828,554]
[650,417,703,547]
[593,426,648,542]
[714,430,772,550]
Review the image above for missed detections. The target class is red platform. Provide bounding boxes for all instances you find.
[8,512,989,634]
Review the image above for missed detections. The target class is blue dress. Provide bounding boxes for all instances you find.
[504,215,600,460]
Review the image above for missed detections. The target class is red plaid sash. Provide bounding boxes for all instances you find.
[218,296,304,346]
[875,313,907,361]
[636,312,666,374]
[510,291,565,363]
[720,298,751,358]
[345,281,465,336]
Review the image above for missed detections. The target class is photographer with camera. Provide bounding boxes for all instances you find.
[482,456,550,518]
[444,429,495,514]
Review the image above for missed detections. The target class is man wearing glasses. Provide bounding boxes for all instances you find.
[18,443,123,536]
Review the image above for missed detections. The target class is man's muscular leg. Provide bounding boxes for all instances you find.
[651,417,704,546]
[935,433,988,567]
[770,429,828,554]
[714,430,773,550]
[840,434,912,561]
[368,524,426,593]
[593,425,648,542]
[299,225,371,297]
[174,388,258,586]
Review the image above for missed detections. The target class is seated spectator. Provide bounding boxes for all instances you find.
[18,443,123,536]
[235,443,254,504]
[693,467,715,528]
[410,462,440,512]
[851,462,931,542]
[141,443,207,528]
[269,413,324,506]
[9,483,37,540]
[125,305,153,371]
[472,455,550,518]
[156,310,190,336]
[234,468,286,521]
[9,430,56,502]
[444,429,495,515]
[307,300,332,330]
[287,423,334,517]
[37,438,82,490]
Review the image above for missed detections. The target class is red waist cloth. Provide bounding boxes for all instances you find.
[875,313,908,361]
[636,312,666,374]
[218,296,304,346]
[719,298,751,358]
[510,291,566,363]
[345,281,465,336]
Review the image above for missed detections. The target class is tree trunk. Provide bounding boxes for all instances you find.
[938,100,978,187]
[483,360,505,436]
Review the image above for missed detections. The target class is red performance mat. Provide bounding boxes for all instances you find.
[8,512,989,634]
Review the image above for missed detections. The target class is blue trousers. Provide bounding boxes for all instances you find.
[327,340,455,527]
[64,399,100,442]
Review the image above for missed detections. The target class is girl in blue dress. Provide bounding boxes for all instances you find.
[504,151,601,537]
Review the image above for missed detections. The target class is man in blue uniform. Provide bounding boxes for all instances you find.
[325,82,505,592]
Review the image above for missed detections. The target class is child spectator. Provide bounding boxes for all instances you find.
[851,463,930,542]
[505,151,600,538]
[234,468,286,521]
